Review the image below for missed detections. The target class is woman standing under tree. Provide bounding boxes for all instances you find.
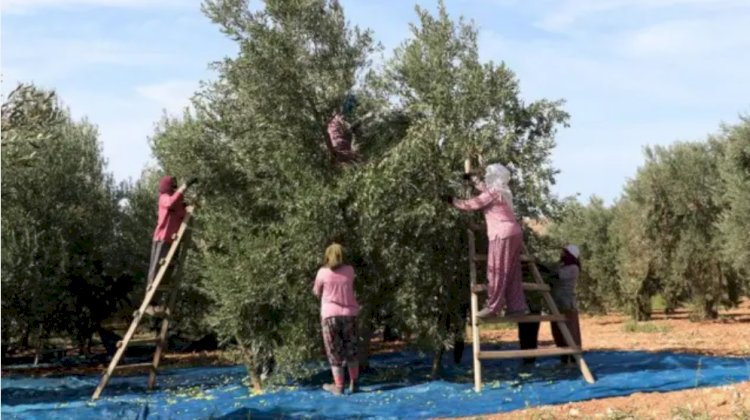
[313,243,361,395]
[550,244,583,364]
[444,163,528,318]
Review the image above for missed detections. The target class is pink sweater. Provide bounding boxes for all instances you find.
[326,113,353,154]
[152,191,186,243]
[452,184,522,240]
[313,265,360,319]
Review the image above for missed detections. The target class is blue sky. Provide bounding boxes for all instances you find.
[3,0,749,203]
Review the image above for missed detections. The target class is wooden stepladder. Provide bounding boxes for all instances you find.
[92,206,195,400]
[467,226,596,391]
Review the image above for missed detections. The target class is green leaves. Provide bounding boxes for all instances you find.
[718,117,750,290]
[2,84,136,349]
[552,121,750,321]
[149,0,568,386]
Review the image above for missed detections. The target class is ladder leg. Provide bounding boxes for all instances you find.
[148,315,171,389]
[574,352,595,383]
[148,233,191,390]
[467,229,482,392]
[92,306,151,400]
[471,291,482,392]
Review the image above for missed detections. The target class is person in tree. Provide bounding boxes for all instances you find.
[313,243,360,395]
[444,163,528,318]
[325,93,361,164]
[550,244,582,365]
[142,175,196,316]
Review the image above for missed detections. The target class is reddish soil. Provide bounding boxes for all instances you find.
[457,299,750,419]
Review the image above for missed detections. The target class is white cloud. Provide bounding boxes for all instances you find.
[135,80,198,114]
[477,5,750,203]
[2,37,175,84]
[478,30,695,106]
[622,16,750,58]
[2,0,188,14]
[535,0,749,32]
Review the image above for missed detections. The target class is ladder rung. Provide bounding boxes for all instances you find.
[116,338,161,348]
[146,285,173,293]
[474,254,531,262]
[523,283,550,291]
[478,347,580,360]
[114,362,156,370]
[472,283,550,293]
[134,306,171,318]
[477,313,567,324]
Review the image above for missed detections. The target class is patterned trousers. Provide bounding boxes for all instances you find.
[321,316,358,367]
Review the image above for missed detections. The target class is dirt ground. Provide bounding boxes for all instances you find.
[460,299,750,419]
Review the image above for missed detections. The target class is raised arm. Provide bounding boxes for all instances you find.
[160,187,186,211]
[452,190,496,212]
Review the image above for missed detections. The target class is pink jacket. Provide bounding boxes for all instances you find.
[152,191,186,243]
[452,183,521,239]
[326,113,353,154]
[313,265,360,319]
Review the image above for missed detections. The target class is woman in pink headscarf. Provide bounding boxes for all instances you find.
[143,175,196,315]
[444,163,528,318]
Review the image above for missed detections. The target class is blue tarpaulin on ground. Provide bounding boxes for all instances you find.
[2,349,749,419]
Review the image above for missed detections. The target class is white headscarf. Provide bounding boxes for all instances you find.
[564,244,580,259]
[484,163,513,210]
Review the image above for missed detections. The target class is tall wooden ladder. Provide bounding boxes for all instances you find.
[92,206,195,400]
[467,226,596,391]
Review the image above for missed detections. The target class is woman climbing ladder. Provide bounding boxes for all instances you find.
[443,163,529,318]
[144,175,197,316]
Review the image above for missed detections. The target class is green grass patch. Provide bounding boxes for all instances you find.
[623,320,672,333]
[481,322,516,331]
[651,294,666,312]
[671,407,713,420]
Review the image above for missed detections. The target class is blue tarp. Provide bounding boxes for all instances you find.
[2,349,749,419]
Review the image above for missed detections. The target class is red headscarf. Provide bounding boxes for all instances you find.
[159,176,176,194]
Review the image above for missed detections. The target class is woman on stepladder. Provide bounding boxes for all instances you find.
[142,175,197,316]
[443,163,529,318]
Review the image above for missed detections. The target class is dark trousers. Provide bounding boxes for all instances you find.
[518,319,541,365]
[146,240,178,305]
[551,310,581,364]
[147,241,172,287]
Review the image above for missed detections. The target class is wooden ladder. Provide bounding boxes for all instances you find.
[467,226,596,391]
[91,206,195,400]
